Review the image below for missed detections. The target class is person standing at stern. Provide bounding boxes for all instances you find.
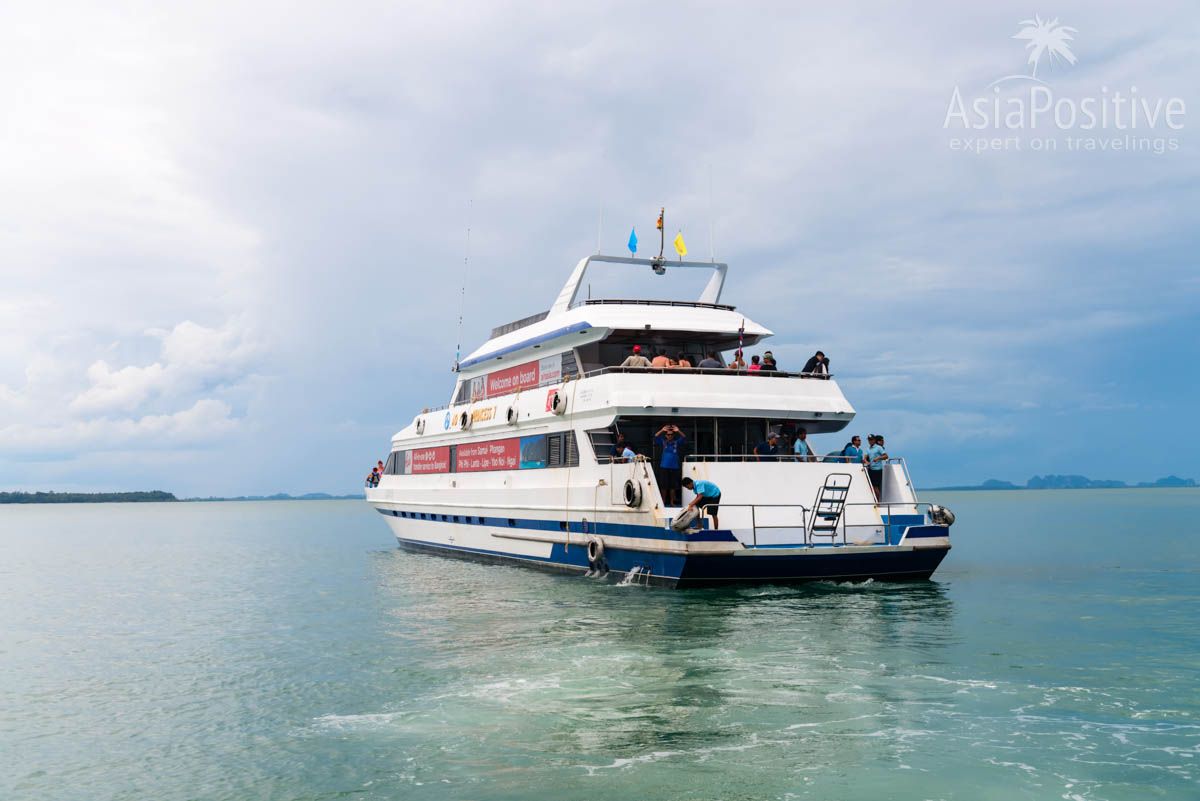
[867,435,888,500]
[682,477,722,531]
[654,424,687,506]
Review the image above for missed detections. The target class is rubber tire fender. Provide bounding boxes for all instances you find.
[623,479,642,508]
[586,537,605,566]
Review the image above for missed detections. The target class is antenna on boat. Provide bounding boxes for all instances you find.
[708,163,715,262]
[453,199,472,373]
[596,205,603,255]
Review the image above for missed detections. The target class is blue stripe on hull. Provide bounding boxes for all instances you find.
[375,506,737,542]
[391,533,948,589]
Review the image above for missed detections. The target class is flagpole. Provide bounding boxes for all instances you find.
[657,207,665,261]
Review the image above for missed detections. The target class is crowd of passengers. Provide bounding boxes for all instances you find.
[619,345,830,377]
[612,426,893,501]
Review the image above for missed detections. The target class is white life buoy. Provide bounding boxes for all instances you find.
[586,537,605,565]
[415,418,425,435]
[458,411,471,430]
[623,480,642,508]
[549,390,566,415]
[506,405,518,425]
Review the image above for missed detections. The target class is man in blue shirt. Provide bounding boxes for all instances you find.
[793,427,814,462]
[681,477,721,530]
[654,424,686,506]
[841,435,864,465]
[753,432,780,460]
[866,434,888,499]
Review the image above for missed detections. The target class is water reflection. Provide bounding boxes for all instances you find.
[368,548,958,773]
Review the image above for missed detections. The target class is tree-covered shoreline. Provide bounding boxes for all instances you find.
[0,491,178,504]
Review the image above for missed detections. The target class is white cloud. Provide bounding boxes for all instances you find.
[0,398,239,454]
[70,319,261,416]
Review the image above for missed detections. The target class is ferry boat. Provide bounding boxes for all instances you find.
[366,254,953,587]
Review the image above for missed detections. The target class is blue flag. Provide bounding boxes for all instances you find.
[627,227,638,255]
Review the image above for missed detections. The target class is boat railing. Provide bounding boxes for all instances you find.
[432,366,834,418]
[571,298,738,311]
[582,366,833,380]
[710,503,811,547]
[717,499,933,547]
[684,454,899,465]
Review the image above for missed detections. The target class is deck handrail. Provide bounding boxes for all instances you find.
[699,502,811,548]
[433,365,835,416]
[684,455,907,466]
[571,298,738,311]
[584,366,832,379]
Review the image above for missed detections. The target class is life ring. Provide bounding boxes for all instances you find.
[505,405,518,425]
[415,418,426,435]
[549,390,567,415]
[458,411,471,430]
[586,537,605,565]
[623,479,642,508]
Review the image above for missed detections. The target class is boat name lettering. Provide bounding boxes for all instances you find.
[482,354,562,399]
[470,406,496,423]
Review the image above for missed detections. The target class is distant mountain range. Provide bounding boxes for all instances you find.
[183,492,365,502]
[927,475,1197,491]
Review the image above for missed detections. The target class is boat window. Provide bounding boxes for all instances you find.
[600,415,841,462]
[578,330,760,371]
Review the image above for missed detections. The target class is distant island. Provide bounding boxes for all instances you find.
[0,490,178,504]
[1,491,363,504]
[927,475,1197,491]
[183,492,364,502]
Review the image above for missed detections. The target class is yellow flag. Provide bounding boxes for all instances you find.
[673,231,687,258]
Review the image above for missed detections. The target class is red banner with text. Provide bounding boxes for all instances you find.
[455,438,521,472]
[406,446,451,474]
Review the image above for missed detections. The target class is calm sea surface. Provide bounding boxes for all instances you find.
[1,490,1197,801]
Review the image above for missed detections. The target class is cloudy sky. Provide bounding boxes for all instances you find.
[1,1,1197,495]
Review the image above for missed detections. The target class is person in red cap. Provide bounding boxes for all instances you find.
[620,344,652,368]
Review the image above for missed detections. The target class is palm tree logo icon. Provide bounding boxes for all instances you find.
[988,16,1078,87]
[1013,15,1077,79]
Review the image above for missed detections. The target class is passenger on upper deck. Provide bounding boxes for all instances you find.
[727,351,747,370]
[753,432,780,460]
[674,354,693,368]
[621,345,652,368]
[841,435,865,465]
[697,352,722,369]
[802,350,830,378]
[793,427,814,462]
[761,351,780,372]
[867,435,889,499]
[651,349,671,368]
[748,355,762,371]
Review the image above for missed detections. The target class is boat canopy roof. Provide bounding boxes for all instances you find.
[458,255,771,373]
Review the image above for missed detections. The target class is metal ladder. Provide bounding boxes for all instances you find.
[808,473,852,545]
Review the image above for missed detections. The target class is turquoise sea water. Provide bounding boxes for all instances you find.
[1,490,1197,801]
